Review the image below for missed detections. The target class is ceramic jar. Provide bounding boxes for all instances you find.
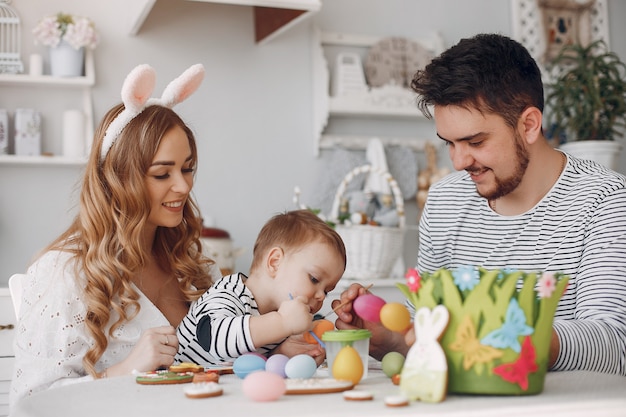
[201,226,244,276]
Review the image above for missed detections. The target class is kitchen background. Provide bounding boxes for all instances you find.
[0,0,625,285]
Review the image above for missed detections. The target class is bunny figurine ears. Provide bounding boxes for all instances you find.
[100,63,205,163]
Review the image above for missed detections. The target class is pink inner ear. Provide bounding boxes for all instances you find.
[121,65,156,111]
[175,75,203,103]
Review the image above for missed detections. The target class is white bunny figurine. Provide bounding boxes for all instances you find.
[399,305,449,403]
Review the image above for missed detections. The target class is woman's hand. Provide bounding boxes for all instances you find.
[106,326,178,377]
[272,334,326,366]
[332,283,411,360]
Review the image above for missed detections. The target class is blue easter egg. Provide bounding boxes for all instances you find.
[233,353,267,379]
[284,354,317,379]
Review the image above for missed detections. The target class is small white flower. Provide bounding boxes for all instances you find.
[33,13,99,50]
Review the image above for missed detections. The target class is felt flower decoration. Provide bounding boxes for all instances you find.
[405,268,422,293]
[452,266,480,291]
[537,272,557,298]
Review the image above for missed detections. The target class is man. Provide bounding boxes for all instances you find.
[333,33,626,375]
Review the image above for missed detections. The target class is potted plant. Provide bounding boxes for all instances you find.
[544,39,626,169]
[32,12,99,77]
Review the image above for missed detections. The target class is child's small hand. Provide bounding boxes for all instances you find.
[278,296,312,334]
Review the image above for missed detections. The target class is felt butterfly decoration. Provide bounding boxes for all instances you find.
[449,315,503,371]
[481,298,534,353]
[493,335,538,390]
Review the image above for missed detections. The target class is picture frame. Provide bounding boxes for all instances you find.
[511,0,609,78]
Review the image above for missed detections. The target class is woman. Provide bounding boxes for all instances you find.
[10,64,220,406]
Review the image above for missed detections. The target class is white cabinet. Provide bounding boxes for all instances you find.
[129,0,321,44]
[0,288,16,417]
[312,30,445,156]
[0,50,95,166]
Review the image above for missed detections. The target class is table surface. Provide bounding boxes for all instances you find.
[11,368,626,417]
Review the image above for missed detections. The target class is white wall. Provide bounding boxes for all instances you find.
[1,0,625,284]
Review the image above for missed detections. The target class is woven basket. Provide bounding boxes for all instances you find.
[330,165,405,280]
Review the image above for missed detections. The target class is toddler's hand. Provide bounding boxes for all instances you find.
[278,296,312,335]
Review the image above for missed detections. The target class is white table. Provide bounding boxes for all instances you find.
[11,369,625,417]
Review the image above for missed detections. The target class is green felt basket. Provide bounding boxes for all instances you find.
[398,267,569,395]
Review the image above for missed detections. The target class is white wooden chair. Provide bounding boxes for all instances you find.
[8,273,25,320]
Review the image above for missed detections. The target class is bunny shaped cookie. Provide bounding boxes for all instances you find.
[399,305,449,403]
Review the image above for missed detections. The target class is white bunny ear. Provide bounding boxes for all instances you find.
[414,305,449,340]
[429,305,450,340]
[121,64,157,112]
[100,63,204,163]
[159,64,205,108]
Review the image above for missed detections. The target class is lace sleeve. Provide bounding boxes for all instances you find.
[10,250,95,406]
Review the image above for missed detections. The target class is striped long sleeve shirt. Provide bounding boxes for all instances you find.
[176,273,279,366]
[416,154,626,376]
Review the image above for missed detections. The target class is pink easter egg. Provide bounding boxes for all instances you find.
[242,371,286,402]
[353,293,386,322]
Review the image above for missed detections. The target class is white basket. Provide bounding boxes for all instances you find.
[330,165,405,280]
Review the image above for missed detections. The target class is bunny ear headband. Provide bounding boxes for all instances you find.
[100,63,205,163]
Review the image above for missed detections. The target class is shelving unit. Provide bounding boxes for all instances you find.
[128,0,321,44]
[0,50,95,166]
[0,287,16,417]
[312,29,446,156]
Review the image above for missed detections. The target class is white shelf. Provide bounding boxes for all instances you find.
[0,49,95,87]
[129,0,321,44]
[0,155,86,166]
[328,96,426,119]
[0,51,95,166]
[312,30,445,156]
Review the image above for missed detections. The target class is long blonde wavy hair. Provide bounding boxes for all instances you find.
[45,103,214,377]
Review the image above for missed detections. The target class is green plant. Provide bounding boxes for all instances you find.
[545,40,626,142]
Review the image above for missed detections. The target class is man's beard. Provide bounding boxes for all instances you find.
[477,132,530,201]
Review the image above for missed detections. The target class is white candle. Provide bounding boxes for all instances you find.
[29,54,43,76]
[62,110,85,158]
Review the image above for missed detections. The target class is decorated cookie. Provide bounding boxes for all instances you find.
[192,371,220,383]
[384,395,410,407]
[285,378,354,395]
[343,389,374,401]
[400,305,449,403]
[135,370,194,385]
[184,382,224,399]
[169,362,204,373]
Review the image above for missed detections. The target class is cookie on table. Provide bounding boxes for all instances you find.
[135,370,194,385]
[343,389,374,401]
[184,382,224,399]
[384,395,409,407]
[192,371,220,383]
[169,362,204,373]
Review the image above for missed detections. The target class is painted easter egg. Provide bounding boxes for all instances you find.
[380,302,411,332]
[242,371,286,401]
[353,293,386,322]
[303,319,335,344]
[284,354,318,379]
[332,345,364,385]
[381,351,406,378]
[233,353,267,379]
[265,354,289,378]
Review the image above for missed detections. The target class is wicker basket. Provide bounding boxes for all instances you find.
[330,165,405,280]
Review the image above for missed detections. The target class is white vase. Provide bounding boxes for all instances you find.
[559,140,622,170]
[49,40,85,77]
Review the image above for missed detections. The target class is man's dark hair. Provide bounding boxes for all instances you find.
[411,33,544,128]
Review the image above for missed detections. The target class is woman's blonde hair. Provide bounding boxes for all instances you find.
[45,103,214,377]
